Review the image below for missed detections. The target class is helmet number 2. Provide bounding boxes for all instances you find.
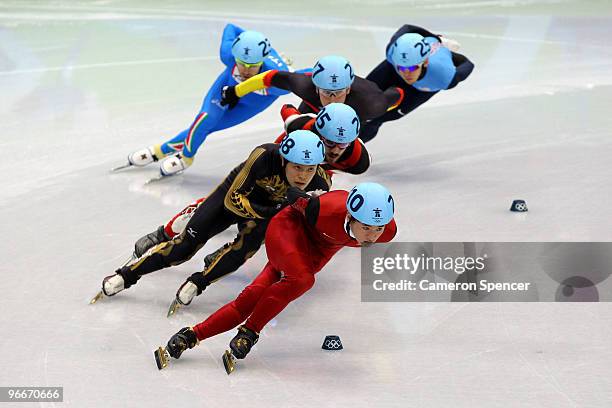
[414,39,430,58]
[258,39,270,57]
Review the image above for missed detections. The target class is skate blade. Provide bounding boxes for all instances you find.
[144,174,167,185]
[222,350,236,375]
[166,299,182,318]
[110,163,132,172]
[89,291,105,304]
[154,347,170,370]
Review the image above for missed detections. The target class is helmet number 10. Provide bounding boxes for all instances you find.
[348,188,364,212]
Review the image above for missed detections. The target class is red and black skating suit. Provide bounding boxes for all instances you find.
[192,190,397,340]
[276,104,370,175]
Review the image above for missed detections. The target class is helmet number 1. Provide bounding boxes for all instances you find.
[348,188,364,212]
[316,110,331,129]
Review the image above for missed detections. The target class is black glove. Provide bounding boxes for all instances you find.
[167,327,198,359]
[286,186,310,205]
[221,85,239,109]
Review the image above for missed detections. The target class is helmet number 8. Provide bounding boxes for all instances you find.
[281,138,296,154]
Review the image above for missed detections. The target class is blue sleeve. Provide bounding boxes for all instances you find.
[219,23,245,67]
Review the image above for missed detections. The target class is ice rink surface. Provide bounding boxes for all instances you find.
[1,1,612,407]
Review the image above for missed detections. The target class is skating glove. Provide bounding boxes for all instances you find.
[221,86,239,109]
[286,186,310,205]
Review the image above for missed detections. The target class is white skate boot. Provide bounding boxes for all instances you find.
[90,273,125,304]
[102,273,125,296]
[167,281,198,317]
[128,146,159,167]
[160,154,193,177]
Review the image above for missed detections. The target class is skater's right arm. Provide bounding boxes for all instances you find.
[387,24,441,52]
[219,23,244,67]
[232,71,311,99]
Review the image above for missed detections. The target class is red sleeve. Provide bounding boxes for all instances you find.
[263,70,279,87]
[387,87,405,110]
[273,131,286,144]
[331,140,362,170]
[280,104,300,122]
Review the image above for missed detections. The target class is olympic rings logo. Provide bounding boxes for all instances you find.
[324,339,342,349]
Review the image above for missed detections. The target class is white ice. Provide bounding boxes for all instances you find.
[1,1,612,407]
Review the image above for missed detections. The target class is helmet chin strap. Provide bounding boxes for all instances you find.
[345,215,357,239]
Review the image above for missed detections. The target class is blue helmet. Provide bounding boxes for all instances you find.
[388,33,432,69]
[346,183,395,226]
[279,130,325,166]
[315,103,360,144]
[311,55,355,91]
[231,30,271,64]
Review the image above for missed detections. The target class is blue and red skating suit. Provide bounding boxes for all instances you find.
[192,190,397,340]
[158,23,291,159]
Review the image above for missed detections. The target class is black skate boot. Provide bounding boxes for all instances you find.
[154,327,198,370]
[222,325,259,374]
[133,225,170,258]
[230,325,259,359]
[167,327,198,359]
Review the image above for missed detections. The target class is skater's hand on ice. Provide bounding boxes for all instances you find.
[221,86,239,109]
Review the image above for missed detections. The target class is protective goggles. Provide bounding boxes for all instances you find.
[236,59,263,68]
[397,64,421,73]
[321,138,350,149]
[318,88,349,98]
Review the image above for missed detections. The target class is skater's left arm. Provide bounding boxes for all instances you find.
[219,23,245,67]
[352,77,404,120]
[290,193,321,227]
[327,139,370,175]
[446,52,475,89]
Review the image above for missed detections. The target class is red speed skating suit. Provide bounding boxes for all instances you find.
[192,190,397,340]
